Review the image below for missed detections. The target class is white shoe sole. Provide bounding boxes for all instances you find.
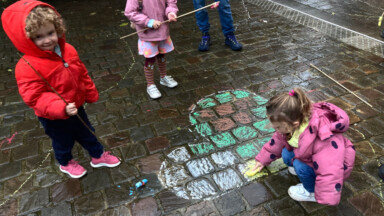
[90,160,121,168]
[288,187,316,202]
[160,81,178,88]
[60,166,87,178]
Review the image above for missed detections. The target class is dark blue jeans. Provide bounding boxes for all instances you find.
[282,147,316,192]
[39,106,103,166]
[192,0,235,36]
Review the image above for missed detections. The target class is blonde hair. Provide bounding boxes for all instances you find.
[25,6,66,38]
[266,88,312,126]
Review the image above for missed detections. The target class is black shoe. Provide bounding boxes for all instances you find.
[225,32,242,51]
[198,32,211,52]
[379,164,384,180]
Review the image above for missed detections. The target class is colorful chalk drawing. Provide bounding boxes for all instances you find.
[158,90,286,201]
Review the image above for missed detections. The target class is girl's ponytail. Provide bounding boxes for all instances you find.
[293,88,312,123]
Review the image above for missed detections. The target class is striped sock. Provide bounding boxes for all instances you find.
[156,54,167,78]
[144,57,156,86]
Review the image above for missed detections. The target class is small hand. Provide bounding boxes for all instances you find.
[65,102,78,116]
[152,20,162,29]
[168,13,177,22]
[211,2,220,9]
[245,161,264,177]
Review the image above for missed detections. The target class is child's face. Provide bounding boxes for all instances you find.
[270,121,298,134]
[32,22,58,51]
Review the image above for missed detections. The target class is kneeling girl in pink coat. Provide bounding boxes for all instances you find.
[248,88,355,205]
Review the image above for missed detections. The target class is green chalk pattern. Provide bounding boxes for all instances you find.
[251,107,267,119]
[253,119,275,134]
[197,98,216,109]
[253,95,268,105]
[215,92,233,104]
[232,126,257,141]
[189,142,215,156]
[189,115,197,125]
[232,90,250,99]
[236,142,259,159]
[210,132,236,148]
[195,122,212,137]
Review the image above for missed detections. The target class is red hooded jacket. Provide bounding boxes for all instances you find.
[1,0,98,120]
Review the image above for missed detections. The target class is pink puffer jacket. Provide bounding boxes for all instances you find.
[255,102,355,205]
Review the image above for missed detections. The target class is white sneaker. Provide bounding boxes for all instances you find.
[147,85,161,99]
[160,75,178,88]
[288,166,297,175]
[288,183,316,202]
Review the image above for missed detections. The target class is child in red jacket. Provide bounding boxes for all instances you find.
[1,0,120,178]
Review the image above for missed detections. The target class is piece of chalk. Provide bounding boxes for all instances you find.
[245,169,258,177]
[135,179,148,188]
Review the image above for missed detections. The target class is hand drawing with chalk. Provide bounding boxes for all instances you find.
[157,89,282,200]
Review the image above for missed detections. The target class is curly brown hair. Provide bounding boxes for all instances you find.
[25,6,66,39]
[266,88,312,126]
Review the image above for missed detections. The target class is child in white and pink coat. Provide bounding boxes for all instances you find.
[125,0,178,99]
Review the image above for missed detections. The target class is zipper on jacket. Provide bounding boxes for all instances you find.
[62,59,69,68]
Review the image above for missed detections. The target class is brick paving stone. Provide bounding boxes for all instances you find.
[158,107,179,119]
[168,130,196,146]
[263,196,305,216]
[0,161,21,182]
[74,192,105,216]
[253,119,275,135]
[34,169,61,188]
[187,158,215,178]
[98,206,131,216]
[137,154,162,174]
[345,127,366,143]
[103,131,130,148]
[264,170,299,197]
[358,118,384,137]
[153,119,177,135]
[130,196,161,216]
[236,141,259,159]
[232,111,256,124]
[0,133,23,151]
[349,191,384,216]
[371,134,384,149]
[19,188,49,215]
[105,182,134,208]
[240,182,272,207]
[354,104,380,120]
[51,179,81,204]
[184,200,218,216]
[212,168,243,191]
[160,164,191,188]
[114,117,138,131]
[239,206,270,216]
[211,150,239,169]
[345,171,378,192]
[213,190,245,216]
[11,143,38,161]
[0,151,10,165]
[110,162,138,184]
[121,143,146,162]
[0,199,17,216]
[158,190,191,213]
[194,122,213,137]
[215,92,234,104]
[214,104,236,116]
[81,169,112,194]
[145,136,170,154]
[129,126,154,143]
[40,202,72,216]
[354,141,384,159]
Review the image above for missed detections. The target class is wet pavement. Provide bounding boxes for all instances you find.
[0,0,384,215]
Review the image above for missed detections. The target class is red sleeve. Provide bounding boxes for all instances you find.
[16,62,67,119]
[255,132,287,166]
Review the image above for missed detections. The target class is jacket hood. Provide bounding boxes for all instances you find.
[1,0,65,57]
[310,102,350,141]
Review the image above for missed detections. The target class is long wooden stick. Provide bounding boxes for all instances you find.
[120,2,218,39]
[310,63,373,108]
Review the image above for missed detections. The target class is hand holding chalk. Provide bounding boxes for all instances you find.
[245,161,264,177]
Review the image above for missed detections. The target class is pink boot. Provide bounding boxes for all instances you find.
[59,160,87,178]
[90,151,121,168]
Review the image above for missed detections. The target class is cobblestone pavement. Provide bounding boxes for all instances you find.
[0,0,384,215]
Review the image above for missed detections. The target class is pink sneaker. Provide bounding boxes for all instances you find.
[59,160,87,178]
[90,151,121,168]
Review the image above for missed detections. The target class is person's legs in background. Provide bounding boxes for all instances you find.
[193,0,211,51]
[217,0,242,51]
